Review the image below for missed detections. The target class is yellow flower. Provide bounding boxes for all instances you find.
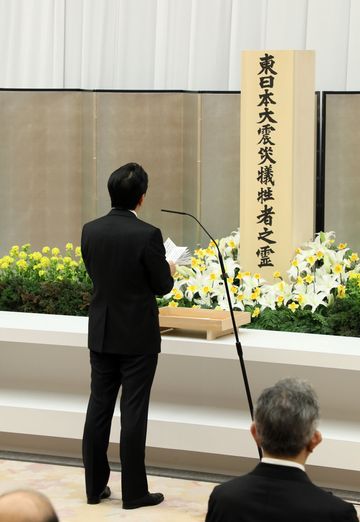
[244,271,251,277]
[251,287,261,300]
[337,285,346,298]
[349,272,360,281]
[16,260,28,270]
[306,256,316,266]
[236,293,244,301]
[32,251,42,261]
[173,290,183,301]
[305,274,314,284]
[191,258,200,268]
[333,264,343,274]
[277,281,285,292]
[296,294,305,305]
[253,273,261,280]
[273,271,281,279]
[202,286,211,294]
[75,246,82,257]
[338,243,347,250]
[227,277,234,284]
[9,245,19,257]
[252,307,260,318]
[295,247,302,254]
[1,262,9,269]
[40,257,50,268]
[2,256,14,264]
[276,295,284,305]
[188,285,198,293]
[52,247,60,256]
[65,243,73,251]
[291,259,298,267]
[38,270,45,277]
[168,301,179,308]
[63,256,72,265]
[194,248,204,258]
[206,247,215,256]
[42,246,50,254]
[19,252,27,259]
[56,264,65,271]
[297,276,304,285]
[316,250,324,260]
[237,272,244,280]
[21,243,31,250]
[228,240,236,248]
[230,285,238,294]
[288,302,299,313]
[350,253,359,263]
[209,273,217,281]
[70,261,78,268]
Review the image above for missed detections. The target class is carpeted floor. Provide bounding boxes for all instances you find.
[0,458,358,521]
[0,459,216,521]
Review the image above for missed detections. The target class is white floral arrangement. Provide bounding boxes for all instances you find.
[160,230,360,318]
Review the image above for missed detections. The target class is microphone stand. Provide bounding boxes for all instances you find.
[162,209,262,459]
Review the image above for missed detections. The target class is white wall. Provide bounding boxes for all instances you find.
[0,0,359,91]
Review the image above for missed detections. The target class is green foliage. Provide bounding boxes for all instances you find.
[0,273,92,316]
[0,243,92,316]
[325,278,360,337]
[1,242,359,337]
[245,306,332,335]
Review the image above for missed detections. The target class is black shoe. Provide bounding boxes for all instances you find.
[87,486,111,505]
[122,492,164,510]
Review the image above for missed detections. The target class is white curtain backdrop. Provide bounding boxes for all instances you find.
[0,0,359,91]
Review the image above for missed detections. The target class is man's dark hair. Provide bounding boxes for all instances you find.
[254,378,320,457]
[108,163,148,210]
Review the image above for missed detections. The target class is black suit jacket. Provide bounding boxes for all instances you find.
[205,463,358,522]
[81,209,173,354]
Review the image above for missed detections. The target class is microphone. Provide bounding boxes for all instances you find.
[161,209,261,458]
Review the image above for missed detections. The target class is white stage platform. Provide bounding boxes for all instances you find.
[0,311,359,489]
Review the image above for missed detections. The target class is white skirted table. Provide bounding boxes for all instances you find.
[0,311,359,489]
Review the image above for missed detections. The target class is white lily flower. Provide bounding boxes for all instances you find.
[301,289,328,311]
[257,289,277,310]
[313,271,339,294]
[287,260,308,280]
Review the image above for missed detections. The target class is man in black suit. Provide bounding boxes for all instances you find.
[205,378,358,522]
[81,163,174,510]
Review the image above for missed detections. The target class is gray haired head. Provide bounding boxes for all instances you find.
[254,378,320,457]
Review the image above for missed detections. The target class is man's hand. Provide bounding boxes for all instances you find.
[168,260,176,276]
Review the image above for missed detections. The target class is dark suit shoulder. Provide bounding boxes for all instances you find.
[83,212,159,235]
[207,467,358,522]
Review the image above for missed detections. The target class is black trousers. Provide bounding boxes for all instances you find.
[82,350,158,501]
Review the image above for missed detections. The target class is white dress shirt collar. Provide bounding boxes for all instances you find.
[261,457,305,472]
[112,208,137,217]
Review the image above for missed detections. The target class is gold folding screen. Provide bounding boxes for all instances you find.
[0,90,241,255]
[0,91,83,253]
[324,93,360,253]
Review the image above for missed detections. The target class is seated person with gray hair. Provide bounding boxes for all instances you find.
[205,378,358,522]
